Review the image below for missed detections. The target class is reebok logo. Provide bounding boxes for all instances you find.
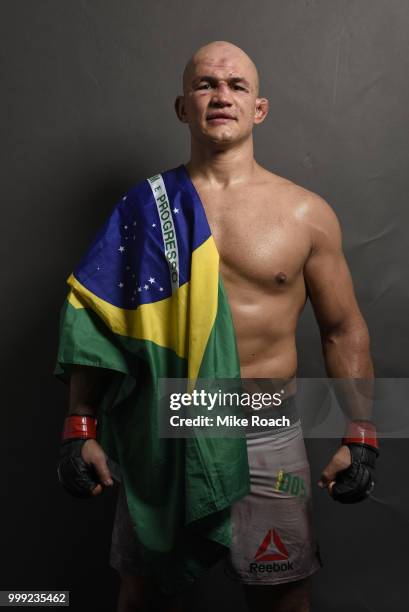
[255,528,288,561]
[249,529,294,574]
[249,560,294,573]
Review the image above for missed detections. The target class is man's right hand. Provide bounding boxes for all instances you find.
[57,438,114,498]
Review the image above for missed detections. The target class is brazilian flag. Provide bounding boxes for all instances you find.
[55,164,250,593]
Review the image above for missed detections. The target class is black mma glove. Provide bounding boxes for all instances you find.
[58,438,100,498]
[57,415,99,499]
[332,420,379,504]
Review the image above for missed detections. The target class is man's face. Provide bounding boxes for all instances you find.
[176,49,267,147]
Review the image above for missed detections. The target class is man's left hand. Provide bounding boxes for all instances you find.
[319,442,378,503]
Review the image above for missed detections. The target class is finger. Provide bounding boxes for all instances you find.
[91,484,103,496]
[81,440,113,487]
[318,477,335,490]
[321,463,340,484]
[320,447,353,487]
[318,467,334,487]
[92,455,114,487]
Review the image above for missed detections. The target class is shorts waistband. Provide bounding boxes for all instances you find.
[244,395,300,435]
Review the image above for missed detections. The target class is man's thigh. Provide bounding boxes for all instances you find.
[111,490,186,611]
[117,573,184,612]
[117,574,151,612]
[116,574,309,612]
[243,577,311,612]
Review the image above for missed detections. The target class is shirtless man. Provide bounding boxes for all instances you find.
[60,41,377,611]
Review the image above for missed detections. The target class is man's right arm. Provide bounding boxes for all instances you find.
[59,365,115,496]
[69,364,112,417]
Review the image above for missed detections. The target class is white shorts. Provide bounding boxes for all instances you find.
[224,419,322,585]
[110,420,322,586]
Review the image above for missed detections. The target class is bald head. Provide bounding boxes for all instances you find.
[182,40,260,96]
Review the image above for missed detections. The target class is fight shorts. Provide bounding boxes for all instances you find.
[224,413,322,585]
[110,404,322,586]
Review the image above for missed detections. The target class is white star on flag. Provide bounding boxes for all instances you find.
[148,277,155,284]
[133,221,137,226]
[144,284,149,290]
[159,287,164,292]
[118,246,125,253]
[124,225,128,229]
[118,282,124,288]
[173,207,179,214]
[137,287,142,292]
[152,223,156,228]
[122,196,127,201]
[126,266,130,270]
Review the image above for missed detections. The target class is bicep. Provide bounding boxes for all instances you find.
[304,203,364,334]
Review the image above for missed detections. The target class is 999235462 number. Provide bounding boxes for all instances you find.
[0,591,69,606]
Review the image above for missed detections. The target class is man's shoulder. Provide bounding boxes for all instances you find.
[123,165,183,197]
[260,167,339,224]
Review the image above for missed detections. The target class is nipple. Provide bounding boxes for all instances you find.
[276,272,287,284]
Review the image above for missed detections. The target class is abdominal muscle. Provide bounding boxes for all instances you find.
[221,265,307,389]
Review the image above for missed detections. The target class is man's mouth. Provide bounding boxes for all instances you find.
[206,113,236,123]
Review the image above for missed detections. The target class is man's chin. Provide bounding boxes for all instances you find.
[201,130,237,146]
[209,135,234,145]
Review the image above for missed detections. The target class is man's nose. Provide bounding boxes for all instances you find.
[210,83,233,106]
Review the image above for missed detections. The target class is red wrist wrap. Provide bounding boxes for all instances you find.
[62,415,97,441]
[342,420,379,450]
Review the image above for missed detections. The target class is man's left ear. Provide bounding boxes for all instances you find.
[175,95,188,123]
[254,98,269,125]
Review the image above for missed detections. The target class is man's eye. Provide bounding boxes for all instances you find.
[197,83,211,89]
[234,85,245,91]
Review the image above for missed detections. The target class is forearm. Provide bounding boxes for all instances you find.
[322,323,374,420]
[60,365,116,496]
[322,323,373,379]
[68,365,113,417]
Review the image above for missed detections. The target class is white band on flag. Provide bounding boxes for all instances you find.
[147,174,180,294]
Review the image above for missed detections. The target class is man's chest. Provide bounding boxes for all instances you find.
[196,187,312,288]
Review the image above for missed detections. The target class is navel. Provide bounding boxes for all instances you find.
[275,272,287,285]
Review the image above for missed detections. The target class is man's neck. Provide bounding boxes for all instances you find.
[186,136,259,188]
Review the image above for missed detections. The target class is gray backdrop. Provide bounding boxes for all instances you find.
[1,1,408,610]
